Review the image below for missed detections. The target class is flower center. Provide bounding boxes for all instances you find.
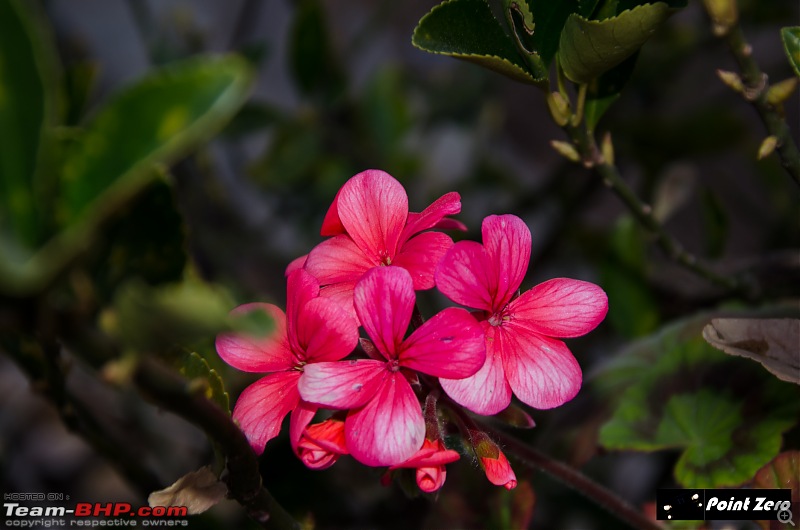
[389,359,400,372]
[378,250,392,266]
[488,307,510,327]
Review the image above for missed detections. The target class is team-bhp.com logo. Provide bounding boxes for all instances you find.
[4,502,188,527]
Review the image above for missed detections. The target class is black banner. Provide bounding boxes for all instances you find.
[657,489,793,521]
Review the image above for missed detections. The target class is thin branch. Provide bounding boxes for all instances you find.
[716,24,800,187]
[564,122,745,295]
[133,357,300,530]
[441,396,659,530]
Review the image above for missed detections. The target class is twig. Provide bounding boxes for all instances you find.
[441,396,659,530]
[133,357,300,530]
[716,24,800,187]
[564,122,743,294]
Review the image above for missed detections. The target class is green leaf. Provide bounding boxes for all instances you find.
[0,0,59,249]
[412,0,543,86]
[92,178,187,303]
[59,55,253,226]
[289,0,345,98]
[584,52,638,132]
[181,352,230,414]
[781,27,800,78]
[596,311,800,488]
[559,2,671,84]
[512,0,598,68]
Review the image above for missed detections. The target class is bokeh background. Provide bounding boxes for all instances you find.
[1,0,798,528]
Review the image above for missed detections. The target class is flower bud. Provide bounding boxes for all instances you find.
[472,432,517,490]
[296,419,348,470]
[601,132,615,166]
[702,0,738,36]
[546,92,571,127]
[389,438,460,493]
[550,140,581,163]
[717,69,744,93]
[757,136,778,160]
[766,78,799,107]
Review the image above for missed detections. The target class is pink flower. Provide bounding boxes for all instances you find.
[389,438,460,493]
[302,169,463,316]
[215,270,359,454]
[296,418,348,470]
[480,449,518,490]
[298,266,485,466]
[435,214,608,415]
[471,431,517,490]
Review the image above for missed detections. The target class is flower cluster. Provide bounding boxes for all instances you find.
[216,169,608,493]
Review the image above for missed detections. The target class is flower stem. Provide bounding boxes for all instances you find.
[474,417,662,530]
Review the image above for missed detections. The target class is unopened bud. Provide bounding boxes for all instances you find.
[601,132,615,166]
[766,77,798,107]
[757,136,778,160]
[702,0,738,36]
[546,92,571,127]
[717,69,744,93]
[550,140,581,163]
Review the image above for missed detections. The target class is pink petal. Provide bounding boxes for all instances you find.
[433,217,468,231]
[509,278,608,338]
[434,240,496,312]
[216,303,294,373]
[392,232,454,290]
[289,400,317,453]
[336,170,408,262]
[319,281,358,320]
[232,371,301,454]
[399,191,461,244]
[299,360,388,409]
[285,254,307,276]
[400,307,485,379]
[439,323,512,415]
[345,372,424,466]
[304,235,375,285]
[482,215,531,309]
[295,297,359,363]
[353,266,415,360]
[296,419,348,470]
[481,450,517,490]
[500,325,582,410]
[286,270,321,353]
[391,439,460,468]
[417,466,447,493]
[320,186,345,236]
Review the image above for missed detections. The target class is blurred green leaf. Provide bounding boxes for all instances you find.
[700,188,728,259]
[113,277,235,353]
[412,0,543,86]
[0,0,59,249]
[64,61,99,126]
[596,312,800,488]
[601,216,660,337]
[289,0,345,98]
[59,55,253,226]
[222,102,284,139]
[781,27,800,78]
[92,178,186,303]
[181,352,230,413]
[360,67,413,161]
[559,3,671,83]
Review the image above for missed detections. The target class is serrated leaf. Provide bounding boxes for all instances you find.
[514,0,598,68]
[412,0,542,86]
[59,55,253,226]
[781,27,800,78]
[0,0,59,249]
[559,3,671,83]
[181,352,230,413]
[596,310,800,488]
